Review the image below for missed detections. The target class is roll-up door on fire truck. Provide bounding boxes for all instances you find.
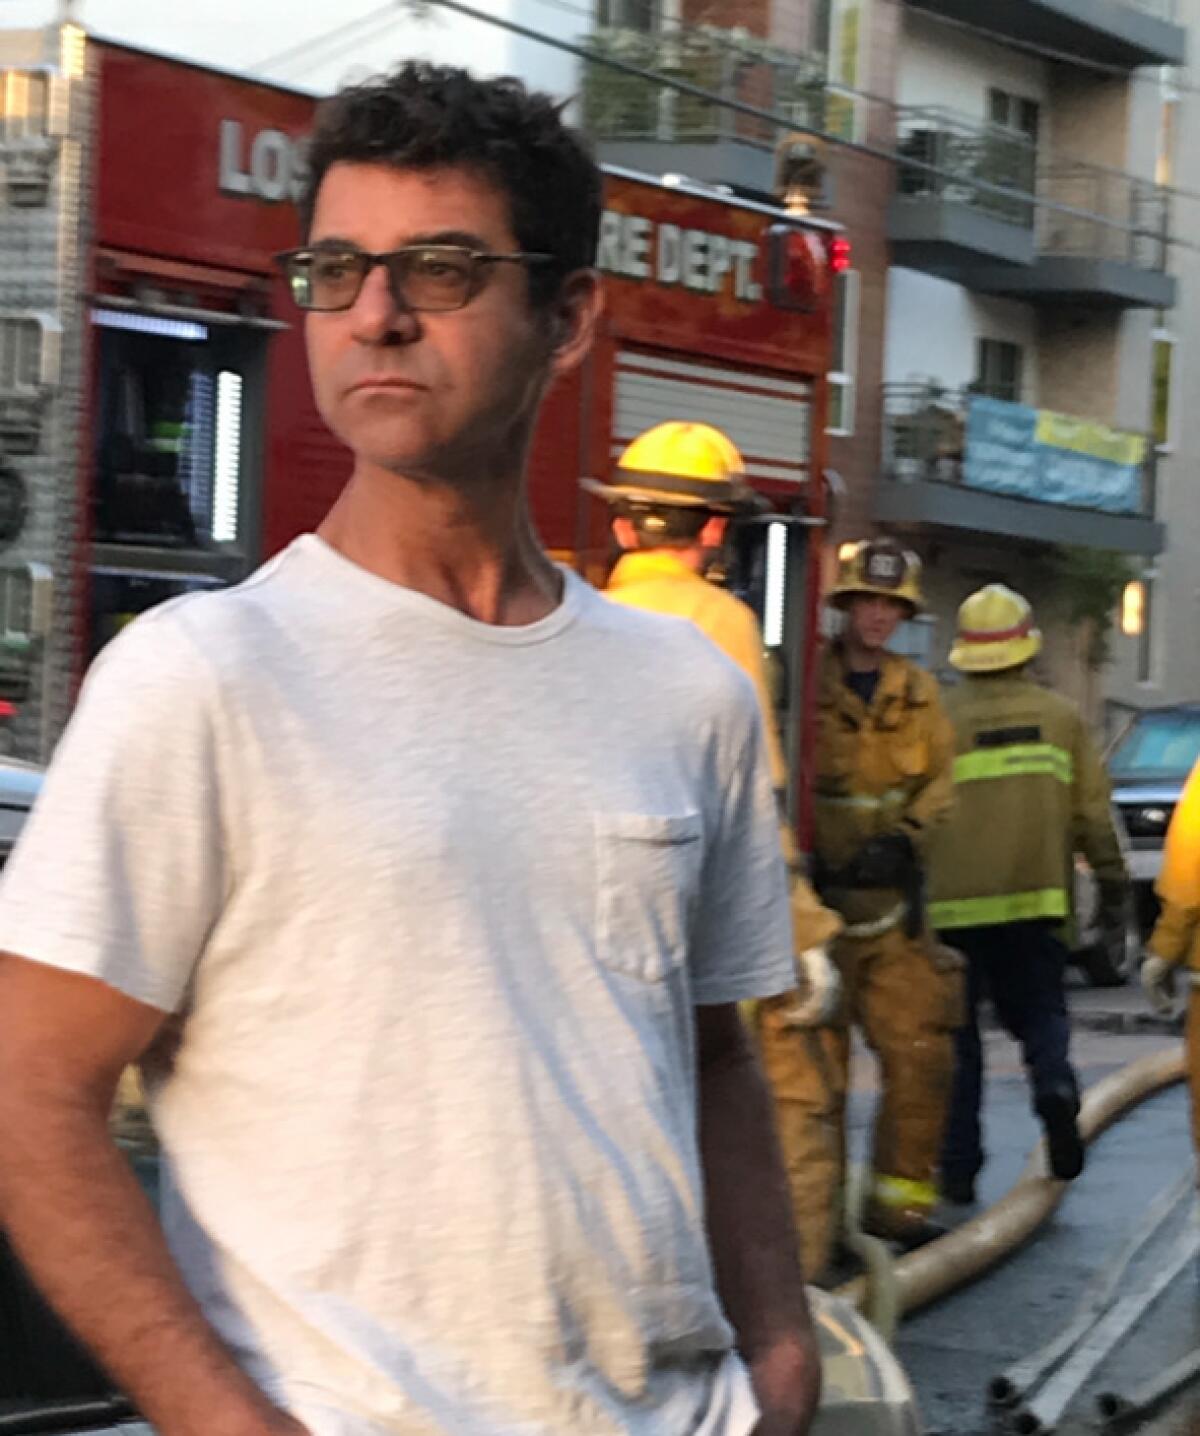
[612,349,810,488]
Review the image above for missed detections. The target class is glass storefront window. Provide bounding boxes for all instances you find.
[92,310,245,551]
[88,570,224,664]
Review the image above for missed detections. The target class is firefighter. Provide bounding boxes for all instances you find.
[810,538,958,1253]
[583,420,845,1278]
[928,585,1129,1203]
[1141,758,1200,1167]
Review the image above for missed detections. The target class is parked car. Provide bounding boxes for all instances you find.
[1107,704,1200,934]
[0,757,40,868]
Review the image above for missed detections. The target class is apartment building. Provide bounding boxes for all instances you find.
[877,1,1183,707]
[26,0,1192,716]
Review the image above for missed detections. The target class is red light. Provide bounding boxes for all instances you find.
[830,236,852,273]
[0,701,16,719]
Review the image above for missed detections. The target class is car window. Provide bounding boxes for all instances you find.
[1109,711,1200,784]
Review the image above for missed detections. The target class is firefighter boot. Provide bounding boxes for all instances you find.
[1035,1085,1085,1181]
[861,1190,948,1251]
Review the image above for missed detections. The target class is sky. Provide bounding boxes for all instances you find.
[0,0,578,94]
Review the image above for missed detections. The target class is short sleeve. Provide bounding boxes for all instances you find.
[688,678,793,1005]
[0,609,225,1011]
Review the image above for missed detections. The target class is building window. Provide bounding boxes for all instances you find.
[827,268,859,436]
[1157,67,1179,187]
[0,70,51,144]
[820,0,866,140]
[596,0,660,30]
[1152,329,1176,452]
[1127,575,1162,686]
[974,338,1024,404]
[988,88,1040,143]
[0,318,42,393]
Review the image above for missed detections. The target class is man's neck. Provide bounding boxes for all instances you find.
[318,460,562,627]
[628,545,704,574]
[841,637,885,674]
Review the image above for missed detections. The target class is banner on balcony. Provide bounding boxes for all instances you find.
[964,397,1145,515]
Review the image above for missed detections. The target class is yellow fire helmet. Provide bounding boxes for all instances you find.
[949,583,1043,674]
[580,420,768,514]
[830,538,923,616]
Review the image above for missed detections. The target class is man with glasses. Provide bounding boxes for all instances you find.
[0,64,819,1436]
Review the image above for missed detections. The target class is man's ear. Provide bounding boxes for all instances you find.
[701,515,729,548]
[546,269,605,379]
[612,515,638,551]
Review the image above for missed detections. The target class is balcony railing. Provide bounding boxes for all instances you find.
[1037,161,1170,271]
[580,26,875,151]
[891,106,1172,275]
[882,383,1157,519]
[894,107,1037,227]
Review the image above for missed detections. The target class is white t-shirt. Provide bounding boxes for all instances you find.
[0,536,792,1436]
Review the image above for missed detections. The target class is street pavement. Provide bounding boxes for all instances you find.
[841,975,1195,1435]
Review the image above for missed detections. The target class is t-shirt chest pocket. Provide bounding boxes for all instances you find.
[594,811,704,983]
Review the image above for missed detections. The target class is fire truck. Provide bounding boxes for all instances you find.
[0,21,842,817]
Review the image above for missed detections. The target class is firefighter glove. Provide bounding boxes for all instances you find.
[846,830,915,889]
[1141,953,1184,1019]
[777,946,841,1028]
[1097,881,1130,944]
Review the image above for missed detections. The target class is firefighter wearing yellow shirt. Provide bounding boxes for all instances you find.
[584,421,844,1278]
[929,586,1128,1202]
[810,539,959,1252]
[1142,758,1200,1163]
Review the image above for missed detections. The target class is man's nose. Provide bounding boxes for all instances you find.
[349,262,421,345]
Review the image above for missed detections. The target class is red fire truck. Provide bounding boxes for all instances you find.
[0,21,842,822]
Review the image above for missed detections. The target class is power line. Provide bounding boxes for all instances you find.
[454,0,1200,215]
[250,2,400,75]
[419,0,1200,256]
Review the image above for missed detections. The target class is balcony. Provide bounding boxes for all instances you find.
[972,163,1177,310]
[905,0,1185,70]
[875,385,1164,556]
[889,112,1176,309]
[580,26,848,194]
[889,108,1038,275]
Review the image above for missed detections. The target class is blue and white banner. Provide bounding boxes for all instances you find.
[963,396,1146,516]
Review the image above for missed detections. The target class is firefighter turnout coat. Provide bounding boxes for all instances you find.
[928,673,1126,932]
[814,645,956,930]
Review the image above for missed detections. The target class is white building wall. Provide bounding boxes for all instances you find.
[897,9,1049,125]
[885,268,1039,401]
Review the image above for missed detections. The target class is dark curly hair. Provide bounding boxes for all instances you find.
[301,63,602,308]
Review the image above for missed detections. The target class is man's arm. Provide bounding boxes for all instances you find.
[697,1002,821,1436]
[0,955,305,1436]
[1071,719,1126,889]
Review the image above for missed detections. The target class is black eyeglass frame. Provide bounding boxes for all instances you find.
[273,243,559,313]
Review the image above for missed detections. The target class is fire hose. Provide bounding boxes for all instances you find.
[834,1043,1187,1324]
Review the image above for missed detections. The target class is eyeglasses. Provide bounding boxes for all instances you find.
[274,244,558,314]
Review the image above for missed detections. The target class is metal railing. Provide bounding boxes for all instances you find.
[890,106,1172,273]
[881,383,1156,518]
[1037,161,1170,271]
[893,106,1037,227]
[579,26,868,152]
